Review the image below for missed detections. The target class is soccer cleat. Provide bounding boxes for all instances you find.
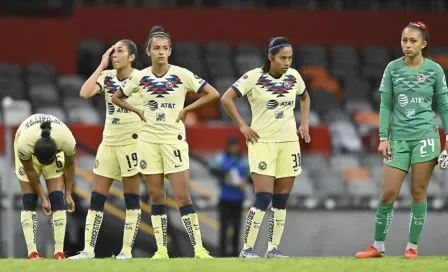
[53,252,67,260]
[265,248,288,258]
[239,248,260,258]
[151,249,169,260]
[404,248,418,259]
[355,245,384,258]
[116,252,132,259]
[68,251,95,260]
[194,247,212,259]
[28,252,42,259]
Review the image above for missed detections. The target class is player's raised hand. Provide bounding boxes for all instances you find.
[65,194,75,213]
[100,46,114,70]
[176,109,187,123]
[378,140,393,160]
[41,198,51,216]
[137,110,146,122]
[298,124,311,143]
[239,124,260,144]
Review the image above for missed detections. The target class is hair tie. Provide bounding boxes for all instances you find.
[409,21,427,30]
[150,32,170,40]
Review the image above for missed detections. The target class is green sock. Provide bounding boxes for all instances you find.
[409,201,427,245]
[374,203,394,242]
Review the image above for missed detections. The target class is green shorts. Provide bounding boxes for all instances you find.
[384,138,440,172]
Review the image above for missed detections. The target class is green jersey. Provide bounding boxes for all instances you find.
[379,58,448,141]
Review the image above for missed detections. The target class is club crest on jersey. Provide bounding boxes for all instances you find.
[257,75,297,97]
[139,75,183,98]
[416,74,427,82]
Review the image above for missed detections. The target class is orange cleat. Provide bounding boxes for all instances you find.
[53,252,67,260]
[355,245,384,259]
[404,248,418,259]
[28,252,42,259]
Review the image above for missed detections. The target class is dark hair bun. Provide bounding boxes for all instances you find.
[40,121,52,138]
[150,26,165,35]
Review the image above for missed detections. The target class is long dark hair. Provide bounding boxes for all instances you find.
[34,120,57,165]
[262,37,291,74]
[406,21,430,59]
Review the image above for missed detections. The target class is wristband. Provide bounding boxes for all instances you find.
[446,135,448,142]
[380,137,388,141]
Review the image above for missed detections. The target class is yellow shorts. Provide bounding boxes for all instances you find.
[93,143,140,181]
[138,140,189,175]
[248,141,302,178]
[15,150,65,182]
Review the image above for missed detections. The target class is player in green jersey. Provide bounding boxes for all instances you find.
[355,21,448,259]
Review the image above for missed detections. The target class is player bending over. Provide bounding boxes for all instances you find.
[355,21,448,259]
[221,37,311,258]
[69,40,143,260]
[16,114,76,259]
[112,26,220,259]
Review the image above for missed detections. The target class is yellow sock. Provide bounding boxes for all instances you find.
[243,207,265,250]
[21,211,38,255]
[121,209,141,255]
[267,208,286,251]
[51,210,67,254]
[84,210,104,254]
[181,213,203,248]
[151,214,168,251]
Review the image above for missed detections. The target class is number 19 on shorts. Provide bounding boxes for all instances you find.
[419,139,435,157]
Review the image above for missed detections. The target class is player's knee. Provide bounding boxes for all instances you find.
[90,192,107,211]
[254,192,273,211]
[174,191,192,207]
[272,194,289,209]
[124,193,140,210]
[411,184,428,202]
[179,204,196,216]
[149,190,166,204]
[380,190,397,205]
[48,191,66,211]
[22,194,38,211]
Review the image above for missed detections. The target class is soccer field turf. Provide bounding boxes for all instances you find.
[2,257,448,272]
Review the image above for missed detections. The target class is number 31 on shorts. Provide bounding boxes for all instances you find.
[419,139,435,157]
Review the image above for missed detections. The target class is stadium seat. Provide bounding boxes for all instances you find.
[310,90,341,117]
[344,99,373,114]
[78,40,105,77]
[58,74,85,98]
[0,79,25,100]
[214,77,236,95]
[204,42,232,59]
[28,83,60,107]
[235,43,263,57]
[329,121,363,153]
[297,44,327,67]
[330,45,360,79]
[0,63,22,80]
[26,63,57,85]
[294,110,321,126]
[234,55,263,76]
[291,169,315,197]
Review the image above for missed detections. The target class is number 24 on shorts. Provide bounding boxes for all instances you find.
[419,139,435,158]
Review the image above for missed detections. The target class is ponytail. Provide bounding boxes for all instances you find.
[40,121,52,138]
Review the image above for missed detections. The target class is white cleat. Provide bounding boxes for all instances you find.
[68,251,95,259]
[115,252,132,259]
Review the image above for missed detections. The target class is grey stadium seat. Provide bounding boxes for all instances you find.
[58,75,85,98]
[329,121,363,153]
[204,42,232,59]
[173,42,201,58]
[29,83,60,107]
[310,90,341,117]
[0,63,22,80]
[0,79,25,100]
[330,154,360,173]
[235,55,263,76]
[214,77,235,95]
[27,63,57,85]
[291,169,315,197]
[297,44,327,67]
[235,43,262,57]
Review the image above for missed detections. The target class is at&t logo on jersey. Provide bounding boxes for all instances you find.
[397,94,408,107]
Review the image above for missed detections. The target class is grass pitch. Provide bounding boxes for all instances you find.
[2,257,448,272]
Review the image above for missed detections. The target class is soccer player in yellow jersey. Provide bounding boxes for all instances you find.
[15,115,77,259]
[112,26,219,259]
[69,40,143,260]
[221,37,311,258]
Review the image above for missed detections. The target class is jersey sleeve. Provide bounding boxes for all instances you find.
[294,70,307,96]
[379,63,393,93]
[232,69,259,97]
[17,137,32,161]
[120,73,139,98]
[182,68,207,94]
[435,64,448,95]
[96,70,108,93]
[60,127,77,157]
